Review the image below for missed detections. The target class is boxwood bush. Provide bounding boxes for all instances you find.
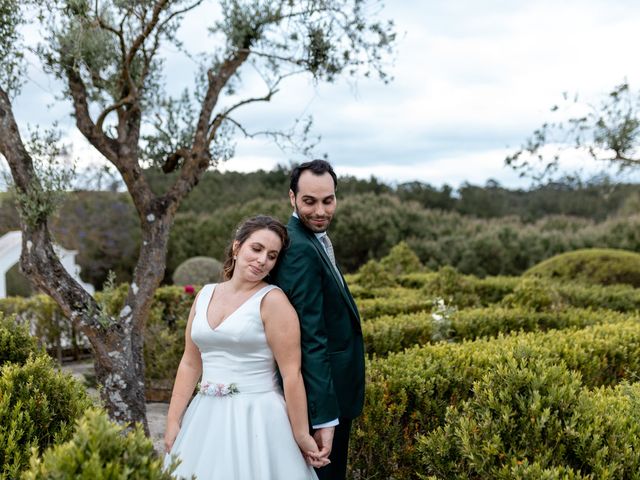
[417,362,640,479]
[23,409,177,480]
[350,320,640,479]
[363,307,637,356]
[0,313,41,367]
[0,355,91,479]
[417,357,583,479]
[525,248,640,288]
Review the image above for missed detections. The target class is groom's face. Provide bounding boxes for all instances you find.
[290,170,336,233]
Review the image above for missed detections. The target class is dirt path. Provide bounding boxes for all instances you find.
[61,360,168,453]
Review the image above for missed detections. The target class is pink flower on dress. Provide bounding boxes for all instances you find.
[199,381,239,397]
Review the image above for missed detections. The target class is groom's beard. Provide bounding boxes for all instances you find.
[294,203,333,233]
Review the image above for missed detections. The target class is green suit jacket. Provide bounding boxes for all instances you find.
[272,216,365,425]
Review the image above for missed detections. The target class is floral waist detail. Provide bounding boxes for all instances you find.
[199,381,239,397]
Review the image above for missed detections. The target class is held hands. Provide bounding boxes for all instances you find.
[295,432,331,468]
[313,426,335,460]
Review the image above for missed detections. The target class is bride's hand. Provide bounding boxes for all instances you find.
[164,420,181,453]
[295,433,331,468]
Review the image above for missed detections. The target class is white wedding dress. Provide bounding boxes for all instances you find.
[165,283,318,480]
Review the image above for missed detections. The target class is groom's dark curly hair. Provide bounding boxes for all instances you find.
[289,159,338,195]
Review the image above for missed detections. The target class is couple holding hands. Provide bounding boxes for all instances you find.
[164,160,364,480]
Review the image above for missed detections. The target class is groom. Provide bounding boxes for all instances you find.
[272,159,365,480]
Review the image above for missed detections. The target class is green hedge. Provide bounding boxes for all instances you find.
[395,271,640,312]
[417,359,640,479]
[525,248,640,288]
[350,320,640,479]
[23,409,176,480]
[363,307,638,357]
[0,286,195,389]
[0,296,79,362]
[357,293,432,320]
[0,355,91,479]
[0,313,41,367]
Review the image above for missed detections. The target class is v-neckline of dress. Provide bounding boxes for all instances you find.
[205,283,267,332]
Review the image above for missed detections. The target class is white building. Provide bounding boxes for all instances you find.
[0,230,94,298]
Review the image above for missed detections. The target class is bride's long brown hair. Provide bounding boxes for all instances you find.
[221,215,289,281]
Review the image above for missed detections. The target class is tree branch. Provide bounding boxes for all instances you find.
[156,0,205,32]
[65,65,152,215]
[125,0,170,68]
[95,94,135,133]
[206,89,278,144]
[193,50,250,152]
[65,64,120,162]
[0,87,98,329]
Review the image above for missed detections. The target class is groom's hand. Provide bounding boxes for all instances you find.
[313,426,335,459]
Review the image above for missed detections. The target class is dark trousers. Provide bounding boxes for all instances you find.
[315,418,352,480]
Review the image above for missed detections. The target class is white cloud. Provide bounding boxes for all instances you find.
[6,0,640,188]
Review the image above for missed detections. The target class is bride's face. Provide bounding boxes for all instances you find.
[233,229,282,281]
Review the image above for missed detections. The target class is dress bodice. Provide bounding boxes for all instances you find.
[190,283,280,392]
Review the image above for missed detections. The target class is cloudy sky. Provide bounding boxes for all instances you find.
[10,0,640,189]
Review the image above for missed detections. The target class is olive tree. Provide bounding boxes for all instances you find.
[0,0,395,431]
[506,83,640,181]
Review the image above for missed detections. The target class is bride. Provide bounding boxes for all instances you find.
[164,215,326,479]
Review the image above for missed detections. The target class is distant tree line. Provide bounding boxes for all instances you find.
[1,169,640,289]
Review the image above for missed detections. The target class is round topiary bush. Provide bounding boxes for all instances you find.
[172,256,223,286]
[23,409,176,480]
[0,313,41,368]
[380,241,424,275]
[356,260,396,289]
[0,355,92,478]
[524,248,640,288]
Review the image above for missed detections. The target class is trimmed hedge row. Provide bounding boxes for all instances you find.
[417,360,640,479]
[350,320,640,479]
[357,294,432,320]
[363,307,639,356]
[395,271,640,312]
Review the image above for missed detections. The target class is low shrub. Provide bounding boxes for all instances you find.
[557,282,640,312]
[379,241,424,275]
[397,271,640,312]
[350,320,640,479]
[363,307,637,356]
[570,383,640,477]
[417,357,582,479]
[144,286,194,394]
[0,313,41,367]
[23,409,177,480]
[420,266,481,308]
[501,277,564,312]
[417,369,640,479]
[356,260,396,290]
[357,293,432,320]
[0,296,79,362]
[525,248,640,288]
[0,355,91,479]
